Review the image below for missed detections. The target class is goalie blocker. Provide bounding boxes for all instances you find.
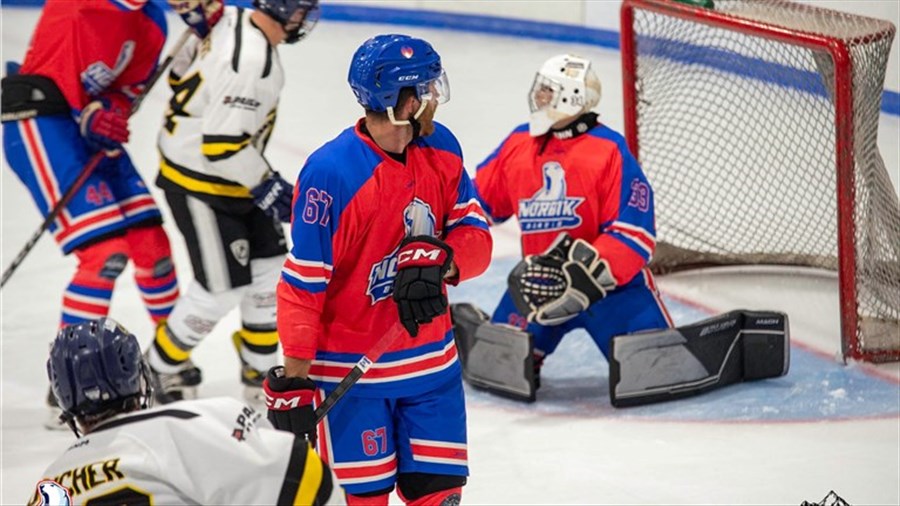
[609,310,790,407]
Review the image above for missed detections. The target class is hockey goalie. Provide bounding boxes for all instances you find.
[453,54,789,406]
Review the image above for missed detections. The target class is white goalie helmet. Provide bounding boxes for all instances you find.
[528,54,602,136]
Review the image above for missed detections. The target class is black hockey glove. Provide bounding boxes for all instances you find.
[392,235,454,337]
[263,366,317,447]
[251,172,293,223]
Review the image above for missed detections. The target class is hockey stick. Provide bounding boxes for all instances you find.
[0,30,192,289]
[314,321,407,423]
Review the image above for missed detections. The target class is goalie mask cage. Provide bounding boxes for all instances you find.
[620,0,900,362]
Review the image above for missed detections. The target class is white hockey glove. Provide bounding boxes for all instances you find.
[508,233,617,326]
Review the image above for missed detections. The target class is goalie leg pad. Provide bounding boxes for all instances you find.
[742,311,790,380]
[609,310,789,407]
[450,303,535,402]
[450,303,489,367]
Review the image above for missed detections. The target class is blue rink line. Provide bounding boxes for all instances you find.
[449,258,900,423]
[4,0,898,116]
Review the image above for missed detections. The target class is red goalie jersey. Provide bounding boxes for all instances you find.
[475,120,656,287]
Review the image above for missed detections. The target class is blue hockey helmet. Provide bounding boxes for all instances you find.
[253,0,321,44]
[348,34,450,114]
[47,318,151,426]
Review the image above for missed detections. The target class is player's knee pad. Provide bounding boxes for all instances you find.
[123,224,174,269]
[397,473,465,505]
[166,280,244,345]
[72,237,130,282]
[124,225,179,322]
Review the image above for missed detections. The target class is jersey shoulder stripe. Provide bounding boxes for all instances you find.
[229,7,277,79]
[277,437,330,505]
[231,7,245,72]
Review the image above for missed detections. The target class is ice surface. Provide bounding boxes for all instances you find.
[2,7,898,505]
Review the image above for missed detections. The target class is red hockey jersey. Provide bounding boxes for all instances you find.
[278,120,492,397]
[19,0,167,114]
[475,122,656,287]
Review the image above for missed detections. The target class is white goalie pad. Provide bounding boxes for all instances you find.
[451,303,536,402]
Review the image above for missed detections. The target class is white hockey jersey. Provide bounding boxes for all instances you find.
[157,5,283,199]
[26,397,331,506]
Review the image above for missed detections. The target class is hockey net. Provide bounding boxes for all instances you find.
[620,0,900,362]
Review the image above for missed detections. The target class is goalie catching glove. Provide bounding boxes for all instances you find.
[263,366,317,446]
[508,233,617,326]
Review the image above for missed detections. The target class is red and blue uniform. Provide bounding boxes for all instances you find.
[475,120,672,359]
[2,0,177,327]
[278,119,491,494]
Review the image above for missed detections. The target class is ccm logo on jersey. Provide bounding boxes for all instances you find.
[222,95,261,110]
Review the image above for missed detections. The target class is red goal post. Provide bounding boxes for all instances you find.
[620,0,899,362]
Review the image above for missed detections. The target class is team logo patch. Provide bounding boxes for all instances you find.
[366,199,437,304]
[401,46,415,59]
[35,480,72,506]
[81,41,135,96]
[518,161,584,233]
[230,239,250,267]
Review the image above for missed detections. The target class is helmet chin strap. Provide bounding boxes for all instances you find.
[387,100,429,139]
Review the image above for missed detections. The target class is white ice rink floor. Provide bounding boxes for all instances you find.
[3,6,900,505]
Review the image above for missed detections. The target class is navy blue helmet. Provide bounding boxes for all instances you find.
[253,0,320,44]
[348,34,449,113]
[47,318,151,427]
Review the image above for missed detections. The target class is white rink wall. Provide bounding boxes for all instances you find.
[330,0,900,93]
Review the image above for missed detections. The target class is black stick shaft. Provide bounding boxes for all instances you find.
[314,322,406,423]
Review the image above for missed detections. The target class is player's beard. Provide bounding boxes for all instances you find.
[416,100,438,137]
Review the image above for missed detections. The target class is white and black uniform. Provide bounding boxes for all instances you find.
[157,5,285,291]
[26,398,333,505]
[150,6,287,378]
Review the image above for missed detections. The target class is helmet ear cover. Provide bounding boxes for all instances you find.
[528,54,601,136]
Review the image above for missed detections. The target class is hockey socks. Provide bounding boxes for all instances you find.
[126,225,179,324]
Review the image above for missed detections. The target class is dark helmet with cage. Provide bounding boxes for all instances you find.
[347,34,450,126]
[168,0,225,39]
[253,0,321,44]
[47,318,152,435]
